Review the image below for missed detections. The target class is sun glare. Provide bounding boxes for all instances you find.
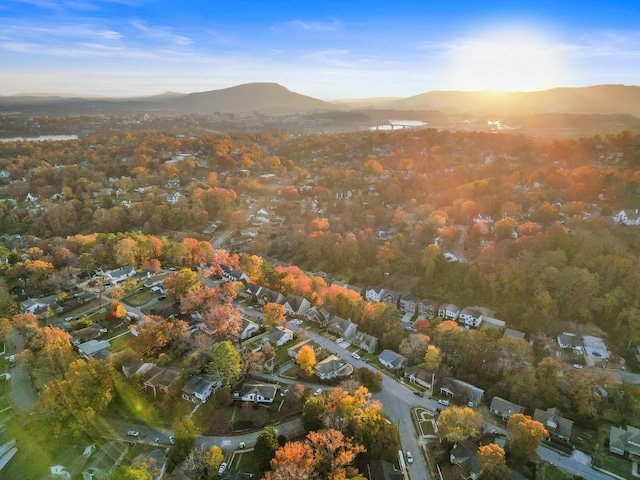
[444,29,569,92]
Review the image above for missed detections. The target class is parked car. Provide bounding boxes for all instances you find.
[239,441,246,449]
[351,352,361,360]
[218,462,227,475]
[406,451,413,464]
[169,435,175,444]
[314,388,323,396]
[413,391,424,397]
[573,364,583,369]
[127,430,140,437]
[438,399,450,406]
[336,337,344,344]
[280,389,290,397]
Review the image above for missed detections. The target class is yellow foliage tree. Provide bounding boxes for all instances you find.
[297,345,316,375]
[436,406,480,443]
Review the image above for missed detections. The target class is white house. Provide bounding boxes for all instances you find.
[266,326,293,347]
[283,294,311,317]
[181,376,219,404]
[235,383,278,403]
[365,287,385,303]
[103,266,136,284]
[378,349,408,370]
[438,304,461,321]
[314,355,353,380]
[458,308,483,328]
[240,317,260,340]
[613,209,640,225]
[20,294,59,314]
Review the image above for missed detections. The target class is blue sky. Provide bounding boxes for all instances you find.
[1,0,640,98]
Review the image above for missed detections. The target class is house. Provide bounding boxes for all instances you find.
[353,331,378,354]
[241,283,262,300]
[103,266,136,284]
[240,317,260,340]
[143,272,171,289]
[131,449,167,480]
[533,408,572,441]
[305,306,332,328]
[143,366,180,397]
[82,441,128,480]
[314,355,353,380]
[368,459,404,480]
[583,335,611,362]
[283,294,311,317]
[404,366,434,390]
[266,326,294,347]
[489,396,525,420]
[365,287,385,303]
[380,289,402,308]
[399,294,419,315]
[288,339,322,359]
[71,324,107,345]
[613,209,640,225]
[450,441,483,480]
[181,375,219,404]
[609,425,640,457]
[121,358,153,377]
[221,265,250,285]
[327,316,358,341]
[418,299,440,320]
[459,308,483,328]
[20,294,59,314]
[440,379,484,406]
[256,287,285,306]
[557,333,584,354]
[77,340,111,360]
[48,465,71,479]
[378,350,408,370]
[234,383,278,404]
[438,304,461,321]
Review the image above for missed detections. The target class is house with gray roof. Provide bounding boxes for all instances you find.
[283,294,311,317]
[503,328,526,340]
[234,383,279,404]
[365,286,385,302]
[353,331,378,353]
[378,350,408,370]
[103,266,135,284]
[266,326,293,347]
[77,340,111,360]
[533,407,572,441]
[404,366,434,390]
[82,441,128,480]
[380,289,402,308]
[438,304,460,321]
[20,294,59,314]
[440,378,484,406]
[459,307,483,328]
[288,339,322,359]
[257,287,285,306]
[557,333,584,354]
[450,441,483,480]
[181,375,219,404]
[489,396,525,420]
[131,449,167,480]
[327,316,358,341]
[399,294,419,315]
[314,355,353,380]
[240,317,260,340]
[418,299,440,320]
[221,265,250,285]
[609,425,640,457]
[143,366,180,397]
[305,306,332,328]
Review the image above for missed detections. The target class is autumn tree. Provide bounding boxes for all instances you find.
[169,416,199,470]
[506,414,548,462]
[128,316,190,358]
[164,268,200,301]
[478,443,510,480]
[357,368,383,392]
[296,345,317,376]
[209,340,242,385]
[420,344,442,372]
[399,333,430,365]
[28,326,75,381]
[263,441,314,480]
[436,407,481,443]
[34,358,115,438]
[263,302,286,327]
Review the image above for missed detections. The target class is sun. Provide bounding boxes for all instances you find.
[443,28,569,92]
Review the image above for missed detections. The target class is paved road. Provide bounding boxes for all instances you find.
[287,322,435,480]
[538,446,617,480]
[7,330,38,412]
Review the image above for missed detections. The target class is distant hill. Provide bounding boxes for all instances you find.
[173,83,337,114]
[386,85,640,117]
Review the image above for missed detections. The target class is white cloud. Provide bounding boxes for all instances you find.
[131,20,193,46]
[284,19,340,32]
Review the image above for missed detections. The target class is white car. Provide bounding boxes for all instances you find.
[218,462,227,475]
[127,430,140,437]
[351,352,361,360]
[314,388,323,396]
[336,337,344,344]
[406,451,413,464]
[573,364,583,369]
[438,399,450,406]
[280,389,290,397]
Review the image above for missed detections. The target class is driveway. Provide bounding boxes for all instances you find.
[538,445,617,480]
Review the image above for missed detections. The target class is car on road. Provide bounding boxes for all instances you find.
[573,364,583,369]
[169,435,175,444]
[280,389,290,397]
[127,430,140,437]
[351,352,360,360]
[218,462,227,475]
[239,442,246,449]
[314,388,323,396]
[413,391,424,397]
[438,399,450,406]
[406,451,413,464]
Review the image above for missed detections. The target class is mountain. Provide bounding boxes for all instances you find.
[386,85,640,117]
[173,83,337,114]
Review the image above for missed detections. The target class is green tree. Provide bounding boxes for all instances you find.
[255,425,280,471]
[209,340,243,385]
[169,416,198,470]
[302,395,327,432]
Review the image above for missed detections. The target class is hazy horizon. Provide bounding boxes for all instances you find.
[2,0,640,100]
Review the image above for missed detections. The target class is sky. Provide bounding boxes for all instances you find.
[1,0,640,99]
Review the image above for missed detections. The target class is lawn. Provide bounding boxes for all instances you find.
[233,451,264,476]
[124,290,156,307]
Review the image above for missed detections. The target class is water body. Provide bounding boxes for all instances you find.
[370,120,427,130]
[0,134,78,143]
